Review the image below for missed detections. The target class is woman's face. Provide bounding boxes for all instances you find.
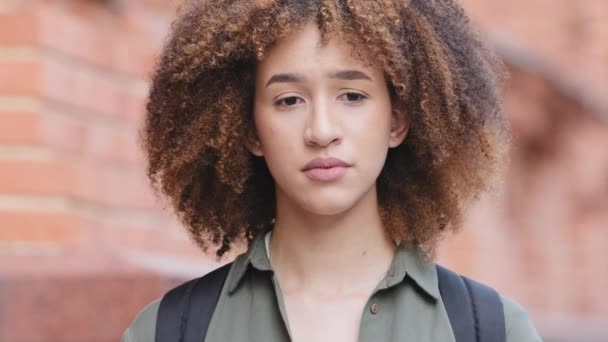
[250,21,408,217]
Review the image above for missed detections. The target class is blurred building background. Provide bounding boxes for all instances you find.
[0,0,606,341]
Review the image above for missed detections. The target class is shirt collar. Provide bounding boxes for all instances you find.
[227,232,271,294]
[381,243,440,300]
[226,231,440,300]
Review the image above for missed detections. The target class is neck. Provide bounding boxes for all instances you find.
[269,185,397,297]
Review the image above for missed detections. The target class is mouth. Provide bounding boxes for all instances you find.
[303,166,349,182]
[302,157,351,171]
[302,157,352,182]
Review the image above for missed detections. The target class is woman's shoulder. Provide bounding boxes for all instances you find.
[499,294,542,342]
[121,299,161,342]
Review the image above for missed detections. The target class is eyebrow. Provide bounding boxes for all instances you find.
[265,69,373,87]
[331,70,372,81]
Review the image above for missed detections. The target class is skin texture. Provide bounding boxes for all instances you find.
[250,22,408,340]
[142,0,510,258]
[250,21,408,221]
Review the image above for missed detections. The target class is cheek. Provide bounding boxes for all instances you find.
[352,107,392,173]
[258,120,287,150]
[356,107,392,144]
[257,119,299,169]
[254,111,275,145]
[255,108,303,147]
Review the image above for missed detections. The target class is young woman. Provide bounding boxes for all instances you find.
[123,0,541,341]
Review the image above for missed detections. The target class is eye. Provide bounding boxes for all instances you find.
[338,92,367,103]
[274,96,304,108]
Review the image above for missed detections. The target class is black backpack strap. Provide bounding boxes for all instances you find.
[436,265,506,342]
[461,275,506,342]
[156,262,232,342]
[437,265,476,341]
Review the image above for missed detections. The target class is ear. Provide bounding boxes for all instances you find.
[244,130,264,157]
[388,109,410,148]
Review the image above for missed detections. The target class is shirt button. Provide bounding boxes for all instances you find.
[370,303,379,315]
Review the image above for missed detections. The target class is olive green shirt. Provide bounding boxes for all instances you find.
[123,232,541,341]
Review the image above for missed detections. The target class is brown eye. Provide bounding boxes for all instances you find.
[275,96,303,107]
[339,92,367,103]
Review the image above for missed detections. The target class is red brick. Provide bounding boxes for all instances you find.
[0,107,145,164]
[0,159,156,209]
[0,2,163,78]
[47,58,147,124]
[0,210,96,245]
[39,2,118,72]
[0,59,44,96]
[0,111,41,144]
[0,2,163,77]
[0,57,147,123]
[0,207,204,263]
[0,10,40,45]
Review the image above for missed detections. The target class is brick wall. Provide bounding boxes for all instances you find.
[0,0,606,341]
[0,1,218,341]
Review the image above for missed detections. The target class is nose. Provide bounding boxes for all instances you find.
[303,99,342,148]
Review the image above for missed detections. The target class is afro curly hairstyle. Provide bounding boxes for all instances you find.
[143,0,510,258]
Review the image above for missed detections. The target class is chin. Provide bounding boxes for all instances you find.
[276,179,376,218]
[301,202,354,216]
[297,191,363,217]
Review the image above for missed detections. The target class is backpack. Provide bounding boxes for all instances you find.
[156,263,505,342]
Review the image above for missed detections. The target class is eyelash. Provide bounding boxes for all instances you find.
[274,92,368,108]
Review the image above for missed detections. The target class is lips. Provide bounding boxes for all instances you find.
[302,157,351,182]
[302,157,351,171]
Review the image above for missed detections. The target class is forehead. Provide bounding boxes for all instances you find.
[256,21,381,79]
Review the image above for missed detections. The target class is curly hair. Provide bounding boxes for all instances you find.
[143,0,509,258]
